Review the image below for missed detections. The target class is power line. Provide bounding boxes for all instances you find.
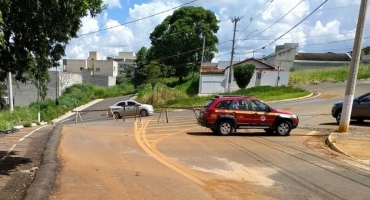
[78,0,198,37]
[240,0,274,32]
[249,0,305,40]
[255,0,329,53]
[235,30,370,41]
[235,0,305,51]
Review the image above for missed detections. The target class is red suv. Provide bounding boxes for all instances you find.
[197,95,299,136]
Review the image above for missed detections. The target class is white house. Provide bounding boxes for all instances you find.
[199,58,289,95]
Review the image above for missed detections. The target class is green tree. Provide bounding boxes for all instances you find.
[0,0,106,95]
[149,6,219,83]
[364,46,370,55]
[0,83,6,110]
[233,64,255,89]
[0,12,5,49]
[132,47,150,88]
[144,61,161,84]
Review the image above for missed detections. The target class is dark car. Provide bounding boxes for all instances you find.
[331,92,370,124]
[197,95,299,136]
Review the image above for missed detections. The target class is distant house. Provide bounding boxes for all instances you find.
[199,58,288,95]
[62,51,118,87]
[262,43,352,71]
[262,43,299,72]
[107,51,136,77]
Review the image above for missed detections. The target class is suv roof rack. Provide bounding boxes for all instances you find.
[214,95,248,98]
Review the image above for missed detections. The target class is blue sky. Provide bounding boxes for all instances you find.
[64,0,369,62]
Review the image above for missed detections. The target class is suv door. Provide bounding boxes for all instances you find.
[352,93,370,118]
[230,99,252,125]
[249,100,273,126]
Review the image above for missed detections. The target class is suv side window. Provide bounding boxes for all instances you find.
[231,100,248,110]
[250,100,269,112]
[215,100,232,108]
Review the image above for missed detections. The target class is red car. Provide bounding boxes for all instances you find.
[197,95,299,136]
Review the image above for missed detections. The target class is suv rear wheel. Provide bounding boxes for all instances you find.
[218,120,233,136]
[275,121,292,136]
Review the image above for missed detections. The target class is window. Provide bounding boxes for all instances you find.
[95,68,100,72]
[80,67,83,71]
[215,100,232,108]
[117,102,126,107]
[250,100,269,112]
[127,101,136,106]
[231,100,245,110]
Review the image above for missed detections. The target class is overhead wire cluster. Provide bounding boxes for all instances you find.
[73,0,367,64]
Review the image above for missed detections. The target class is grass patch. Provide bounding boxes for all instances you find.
[0,83,136,130]
[137,82,310,107]
[289,64,370,86]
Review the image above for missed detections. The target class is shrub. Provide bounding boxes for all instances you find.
[233,64,255,89]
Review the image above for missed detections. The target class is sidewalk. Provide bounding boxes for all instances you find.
[326,131,370,165]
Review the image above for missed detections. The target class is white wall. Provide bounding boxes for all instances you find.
[262,47,297,71]
[200,70,289,94]
[12,71,83,106]
[259,71,289,86]
[200,74,225,94]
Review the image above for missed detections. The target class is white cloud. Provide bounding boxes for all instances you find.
[64,0,368,61]
[103,0,122,8]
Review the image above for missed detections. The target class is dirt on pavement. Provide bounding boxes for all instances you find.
[48,122,278,200]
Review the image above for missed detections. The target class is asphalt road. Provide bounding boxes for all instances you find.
[44,80,370,199]
[1,81,369,200]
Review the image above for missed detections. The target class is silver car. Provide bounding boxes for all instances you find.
[108,100,154,118]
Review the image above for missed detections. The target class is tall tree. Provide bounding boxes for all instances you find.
[132,46,149,88]
[0,0,106,96]
[0,12,4,49]
[150,6,219,83]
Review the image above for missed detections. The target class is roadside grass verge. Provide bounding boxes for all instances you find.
[136,83,310,108]
[289,64,370,86]
[0,83,135,130]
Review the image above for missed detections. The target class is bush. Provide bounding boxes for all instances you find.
[233,64,255,89]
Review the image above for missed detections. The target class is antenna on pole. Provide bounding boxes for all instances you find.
[198,34,206,94]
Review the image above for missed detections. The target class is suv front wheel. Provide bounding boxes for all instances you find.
[218,120,233,136]
[275,121,292,136]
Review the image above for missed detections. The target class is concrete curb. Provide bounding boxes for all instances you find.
[24,124,62,200]
[325,133,352,158]
[13,122,49,130]
[52,99,105,123]
[267,92,318,103]
[326,133,370,165]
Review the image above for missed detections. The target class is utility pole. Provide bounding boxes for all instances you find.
[198,35,206,94]
[37,80,40,123]
[227,16,241,92]
[339,0,368,132]
[7,72,13,113]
